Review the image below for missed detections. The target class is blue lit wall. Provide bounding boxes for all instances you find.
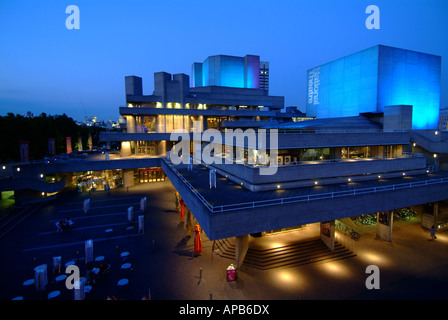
[377,46,441,129]
[306,45,441,129]
[244,55,260,89]
[218,55,245,88]
[192,55,260,89]
[306,46,380,119]
[191,62,203,87]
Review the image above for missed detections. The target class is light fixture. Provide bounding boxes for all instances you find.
[314,181,318,185]
[277,185,281,189]
[2,166,5,170]
[434,154,438,158]
[16,167,20,172]
[347,178,351,182]
[435,131,439,135]
[402,172,406,176]
[378,175,381,178]
[40,174,44,178]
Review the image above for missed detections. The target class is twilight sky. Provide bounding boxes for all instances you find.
[0,0,447,122]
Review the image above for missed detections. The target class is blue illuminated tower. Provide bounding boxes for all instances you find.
[191,54,260,89]
[306,45,441,129]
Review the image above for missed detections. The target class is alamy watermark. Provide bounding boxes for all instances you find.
[65,5,80,30]
[169,121,279,175]
[366,5,380,30]
[365,265,380,290]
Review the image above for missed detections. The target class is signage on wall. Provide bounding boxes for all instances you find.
[307,67,320,105]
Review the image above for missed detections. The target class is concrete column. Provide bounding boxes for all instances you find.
[184,116,191,132]
[155,115,166,133]
[235,234,250,268]
[156,141,167,157]
[135,116,142,133]
[126,116,136,133]
[166,115,174,133]
[421,202,438,229]
[78,137,83,151]
[123,169,134,188]
[320,221,335,251]
[376,211,394,241]
[88,135,93,150]
[121,141,131,157]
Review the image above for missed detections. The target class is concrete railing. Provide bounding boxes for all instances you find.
[162,159,214,211]
[162,158,448,215]
[210,177,448,213]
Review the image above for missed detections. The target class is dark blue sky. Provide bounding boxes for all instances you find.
[1,0,447,122]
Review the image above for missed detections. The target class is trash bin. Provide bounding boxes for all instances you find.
[34,264,48,291]
[226,264,237,281]
[138,215,144,234]
[53,256,62,274]
[128,206,133,222]
[85,240,94,263]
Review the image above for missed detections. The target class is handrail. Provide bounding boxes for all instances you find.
[162,159,214,211]
[162,158,448,214]
[211,177,448,213]
[220,152,424,168]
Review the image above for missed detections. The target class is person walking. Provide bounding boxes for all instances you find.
[430,225,436,240]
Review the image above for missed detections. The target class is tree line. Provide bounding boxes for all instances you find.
[0,113,106,163]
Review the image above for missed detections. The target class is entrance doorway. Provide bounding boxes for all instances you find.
[138,168,166,183]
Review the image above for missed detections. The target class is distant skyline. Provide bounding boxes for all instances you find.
[1,0,447,122]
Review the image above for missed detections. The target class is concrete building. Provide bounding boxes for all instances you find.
[439,108,448,131]
[191,54,261,89]
[306,45,441,130]
[2,47,448,268]
[259,61,269,93]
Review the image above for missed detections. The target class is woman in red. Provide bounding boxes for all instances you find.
[194,224,202,255]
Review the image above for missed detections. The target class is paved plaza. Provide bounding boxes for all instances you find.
[0,179,448,302]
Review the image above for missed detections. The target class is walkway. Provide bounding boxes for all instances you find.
[0,181,447,301]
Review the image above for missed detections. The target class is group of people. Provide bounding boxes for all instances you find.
[56,218,74,233]
[85,263,111,286]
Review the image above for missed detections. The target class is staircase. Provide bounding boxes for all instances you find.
[214,237,356,270]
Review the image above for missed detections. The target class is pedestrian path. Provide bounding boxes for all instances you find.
[0,181,447,301]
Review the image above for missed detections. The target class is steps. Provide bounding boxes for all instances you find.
[0,203,44,240]
[214,237,356,270]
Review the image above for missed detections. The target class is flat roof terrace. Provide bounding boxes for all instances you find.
[161,159,448,239]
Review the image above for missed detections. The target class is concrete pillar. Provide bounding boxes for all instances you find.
[126,116,136,133]
[88,135,93,150]
[78,137,83,151]
[157,141,167,157]
[155,115,166,133]
[121,141,131,157]
[376,211,394,241]
[422,202,438,229]
[235,234,250,268]
[320,221,335,251]
[123,169,134,188]
[166,115,174,133]
[184,116,191,132]
[135,116,142,133]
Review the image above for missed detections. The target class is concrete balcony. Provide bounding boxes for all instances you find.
[161,158,448,240]
[210,155,427,191]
